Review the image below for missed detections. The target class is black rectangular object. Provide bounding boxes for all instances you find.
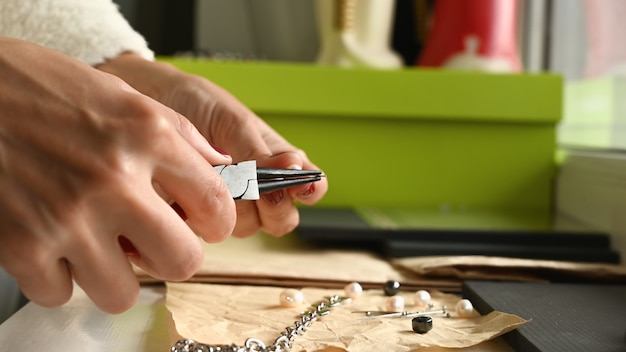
[462,280,626,352]
[297,208,619,263]
[384,239,620,263]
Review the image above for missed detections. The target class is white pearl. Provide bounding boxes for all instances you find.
[413,290,431,307]
[385,295,405,312]
[455,299,474,318]
[343,282,363,299]
[279,289,304,308]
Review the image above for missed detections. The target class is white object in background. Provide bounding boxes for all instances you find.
[444,36,515,73]
[315,0,402,69]
[0,286,169,352]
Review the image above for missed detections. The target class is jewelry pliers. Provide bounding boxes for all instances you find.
[215,160,324,200]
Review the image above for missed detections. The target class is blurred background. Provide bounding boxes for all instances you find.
[111,0,592,79]
[109,1,626,265]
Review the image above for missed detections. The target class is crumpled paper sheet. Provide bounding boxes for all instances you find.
[393,255,626,283]
[136,233,460,292]
[166,282,526,351]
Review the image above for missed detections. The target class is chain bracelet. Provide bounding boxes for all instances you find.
[170,294,348,352]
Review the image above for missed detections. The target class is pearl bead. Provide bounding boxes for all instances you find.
[343,282,363,299]
[413,290,431,307]
[385,295,405,312]
[279,289,304,308]
[455,299,474,318]
[383,280,401,296]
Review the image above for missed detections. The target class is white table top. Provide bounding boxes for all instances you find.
[0,285,171,352]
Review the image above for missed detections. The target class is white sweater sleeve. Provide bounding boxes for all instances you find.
[0,0,154,65]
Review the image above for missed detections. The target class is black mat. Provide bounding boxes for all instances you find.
[462,280,626,352]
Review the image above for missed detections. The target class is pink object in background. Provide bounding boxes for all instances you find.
[584,0,626,78]
[418,0,521,73]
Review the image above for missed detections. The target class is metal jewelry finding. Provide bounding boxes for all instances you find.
[356,306,450,320]
[170,295,348,352]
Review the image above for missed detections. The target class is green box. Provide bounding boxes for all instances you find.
[161,59,562,229]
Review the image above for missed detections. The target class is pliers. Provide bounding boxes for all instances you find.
[215,160,324,200]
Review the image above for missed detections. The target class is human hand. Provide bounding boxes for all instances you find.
[98,54,329,238]
[0,39,236,313]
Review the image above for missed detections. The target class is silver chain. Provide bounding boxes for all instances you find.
[170,294,348,352]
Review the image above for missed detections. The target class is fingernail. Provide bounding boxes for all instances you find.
[211,143,231,158]
[287,164,302,170]
[262,190,284,205]
[297,183,316,198]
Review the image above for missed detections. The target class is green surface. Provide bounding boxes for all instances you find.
[161,58,562,228]
[162,59,561,123]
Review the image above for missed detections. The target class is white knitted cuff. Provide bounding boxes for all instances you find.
[0,0,154,65]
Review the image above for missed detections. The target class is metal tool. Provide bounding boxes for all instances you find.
[354,306,449,320]
[215,160,324,200]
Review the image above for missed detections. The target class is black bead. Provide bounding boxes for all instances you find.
[383,280,401,296]
[412,316,433,334]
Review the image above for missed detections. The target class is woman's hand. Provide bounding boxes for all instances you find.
[0,38,236,313]
[98,53,328,238]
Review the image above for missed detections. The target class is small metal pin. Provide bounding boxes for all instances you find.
[352,310,390,316]
[355,307,449,320]
[404,309,450,319]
